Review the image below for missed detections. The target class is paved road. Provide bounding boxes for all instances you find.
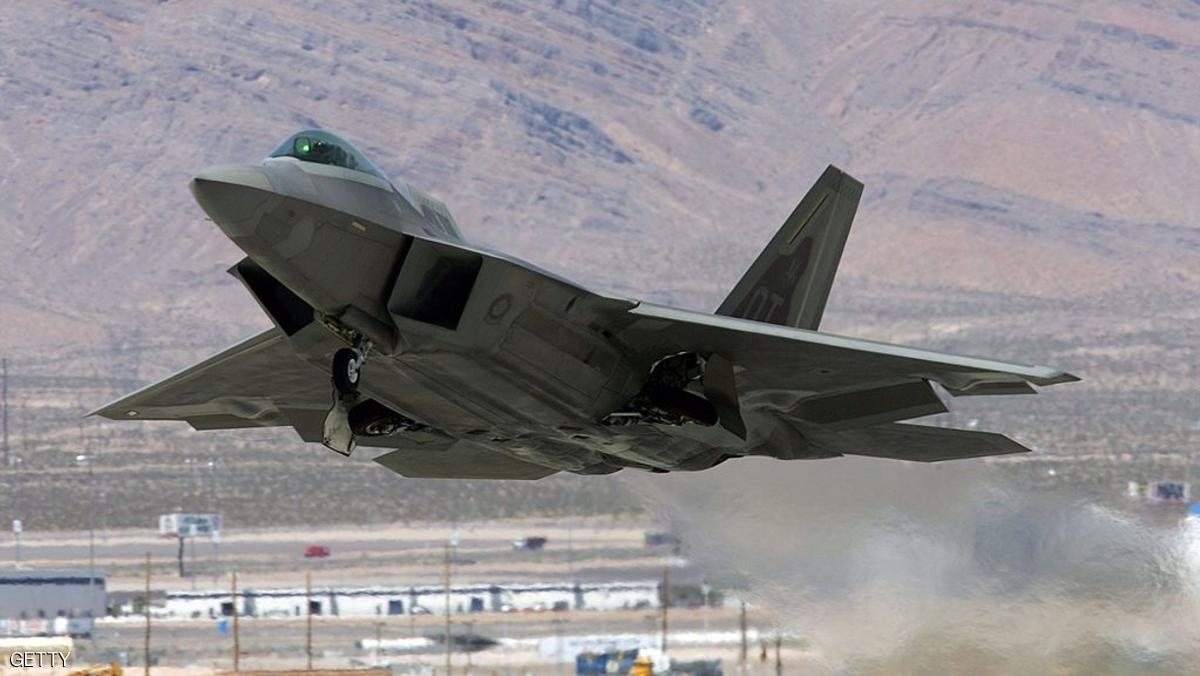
[0,518,687,590]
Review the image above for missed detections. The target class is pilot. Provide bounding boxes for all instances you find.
[270,130,390,180]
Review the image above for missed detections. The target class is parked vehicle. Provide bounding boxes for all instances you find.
[512,536,548,551]
[304,545,331,558]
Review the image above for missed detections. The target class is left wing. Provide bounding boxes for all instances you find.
[612,303,1074,462]
[617,302,1077,397]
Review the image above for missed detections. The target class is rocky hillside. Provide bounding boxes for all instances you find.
[1,0,1199,527]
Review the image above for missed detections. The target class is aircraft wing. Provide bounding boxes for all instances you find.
[618,303,1076,397]
[91,328,331,430]
[613,303,1074,462]
[92,328,556,479]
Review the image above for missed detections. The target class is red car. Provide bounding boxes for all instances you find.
[304,545,331,558]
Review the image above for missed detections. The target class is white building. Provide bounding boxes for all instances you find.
[0,570,105,637]
[161,581,660,620]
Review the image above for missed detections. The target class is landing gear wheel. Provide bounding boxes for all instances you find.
[332,347,363,395]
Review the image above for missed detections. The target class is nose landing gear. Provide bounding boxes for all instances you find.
[332,347,364,395]
[323,347,366,456]
[322,344,431,454]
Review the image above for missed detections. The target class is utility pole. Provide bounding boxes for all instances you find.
[88,461,95,590]
[567,487,576,579]
[143,553,151,676]
[209,459,220,583]
[660,565,671,652]
[739,601,748,672]
[76,454,97,612]
[2,357,9,469]
[306,571,313,670]
[410,611,417,672]
[444,544,452,676]
[551,618,566,675]
[232,571,240,672]
[374,621,384,667]
[1,358,7,559]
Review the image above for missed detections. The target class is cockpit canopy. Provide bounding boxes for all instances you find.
[268,129,387,180]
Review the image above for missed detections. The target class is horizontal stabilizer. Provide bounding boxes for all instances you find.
[817,423,1030,462]
[374,441,558,480]
[791,380,947,430]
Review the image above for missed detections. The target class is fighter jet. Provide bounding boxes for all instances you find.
[94,130,1078,479]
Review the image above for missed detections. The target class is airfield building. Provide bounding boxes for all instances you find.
[0,569,105,637]
[157,580,660,620]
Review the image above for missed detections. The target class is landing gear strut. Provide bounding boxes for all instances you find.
[323,346,366,456]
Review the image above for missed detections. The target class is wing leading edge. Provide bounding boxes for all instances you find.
[91,328,329,430]
[622,303,1076,393]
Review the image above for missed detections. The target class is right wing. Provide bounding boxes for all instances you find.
[92,328,332,431]
[93,327,558,478]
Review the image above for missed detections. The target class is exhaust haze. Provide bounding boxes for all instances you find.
[632,457,1200,674]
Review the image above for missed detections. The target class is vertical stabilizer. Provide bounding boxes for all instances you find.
[716,166,863,330]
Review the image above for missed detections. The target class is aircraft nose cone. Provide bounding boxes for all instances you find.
[190,165,278,236]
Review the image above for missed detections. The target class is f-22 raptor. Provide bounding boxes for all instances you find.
[96,130,1077,479]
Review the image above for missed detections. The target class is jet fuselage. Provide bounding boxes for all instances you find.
[190,154,753,474]
[98,129,1076,479]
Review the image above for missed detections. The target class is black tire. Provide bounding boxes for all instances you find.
[349,399,405,437]
[644,383,718,425]
[332,348,362,395]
